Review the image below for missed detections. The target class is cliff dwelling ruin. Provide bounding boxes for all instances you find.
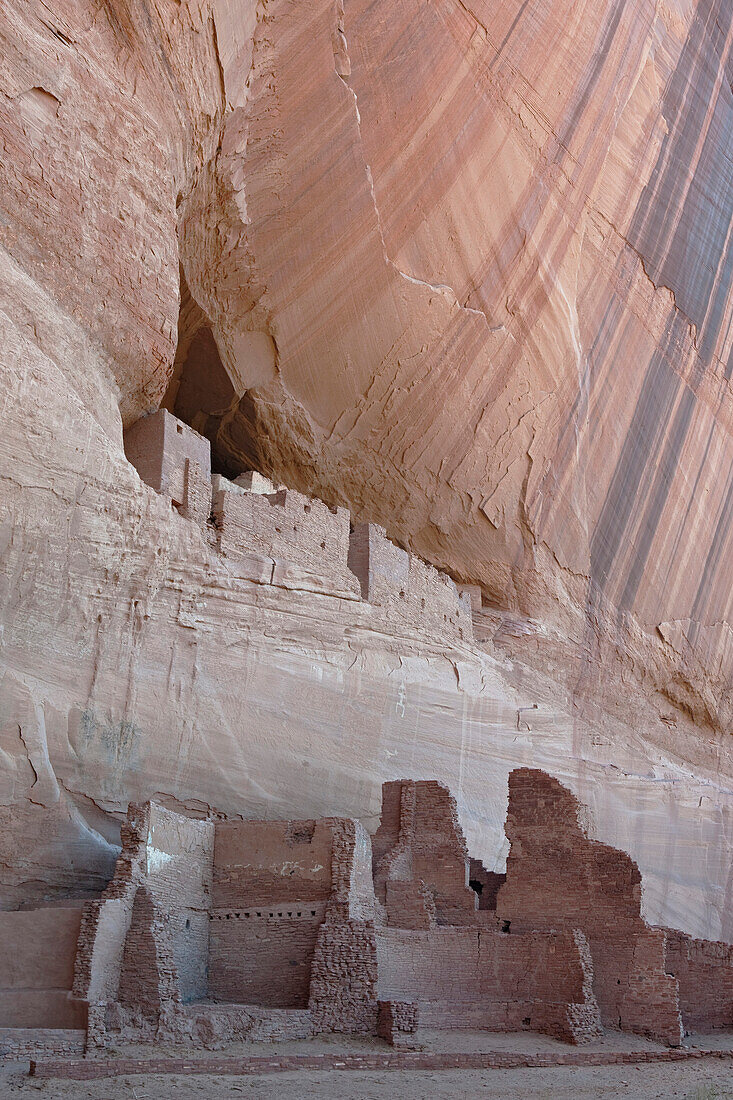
[2,0,733,1092]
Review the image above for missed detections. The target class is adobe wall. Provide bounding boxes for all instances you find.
[0,906,86,1029]
[665,930,733,1031]
[372,780,478,925]
[124,409,211,524]
[375,926,601,1042]
[348,524,473,643]
[212,487,358,591]
[496,768,683,1045]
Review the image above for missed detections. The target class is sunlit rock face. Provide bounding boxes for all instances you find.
[0,1,731,941]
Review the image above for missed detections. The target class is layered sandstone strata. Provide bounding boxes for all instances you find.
[0,0,731,960]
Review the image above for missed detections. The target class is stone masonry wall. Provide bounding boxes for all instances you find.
[496,768,683,1045]
[124,409,212,524]
[117,886,181,1025]
[348,524,473,642]
[375,925,601,1042]
[372,780,478,925]
[308,819,378,1033]
[664,930,733,1031]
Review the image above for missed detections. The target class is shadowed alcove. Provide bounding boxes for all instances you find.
[162,268,265,479]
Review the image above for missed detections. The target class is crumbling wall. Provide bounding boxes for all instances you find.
[496,768,683,1045]
[664,930,733,1031]
[348,524,472,642]
[124,409,212,524]
[0,905,86,1029]
[209,815,379,1027]
[308,819,378,1033]
[469,860,506,911]
[372,780,478,925]
[73,801,214,1039]
[117,886,181,1031]
[375,925,601,1042]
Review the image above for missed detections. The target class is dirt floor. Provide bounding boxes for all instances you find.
[1,1031,731,1100]
[0,1059,731,1100]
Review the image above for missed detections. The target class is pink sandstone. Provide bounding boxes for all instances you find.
[0,0,731,1046]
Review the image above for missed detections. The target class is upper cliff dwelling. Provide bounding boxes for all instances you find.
[1,0,732,1093]
[160,271,265,481]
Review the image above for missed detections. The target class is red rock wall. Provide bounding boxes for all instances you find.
[1,0,733,955]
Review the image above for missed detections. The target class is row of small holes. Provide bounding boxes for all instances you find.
[209,910,318,921]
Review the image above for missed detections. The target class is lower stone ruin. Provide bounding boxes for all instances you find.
[1,770,731,1057]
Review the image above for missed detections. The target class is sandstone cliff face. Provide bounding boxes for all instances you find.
[0,1,731,940]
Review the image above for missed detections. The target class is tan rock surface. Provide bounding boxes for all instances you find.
[0,0,731,945]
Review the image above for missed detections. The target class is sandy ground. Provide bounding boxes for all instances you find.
[0,1059,731,1100]
[1,1031,731,1100]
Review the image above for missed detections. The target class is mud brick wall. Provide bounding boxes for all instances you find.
[496,769,683,1044]
[665,930,733,1030]
[308,818,379,1032]
[212,820,333,908]
[386,880,436,929]
[348,524,472,642]
[124,410,211,524]
[375,926,600,1041]
[377,1000,419,1043]
[0,906,85,1028]
[373,781,477,924]
[212,487,355,583]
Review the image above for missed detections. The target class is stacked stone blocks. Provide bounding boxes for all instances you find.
[124,410,473,639]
